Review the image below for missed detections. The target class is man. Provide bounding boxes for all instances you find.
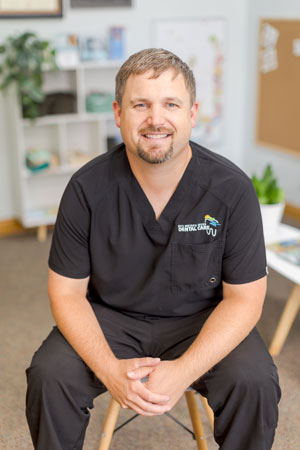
[26,48,281,450]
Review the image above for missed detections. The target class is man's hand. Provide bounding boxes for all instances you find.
[102,357,171,416]
[128,360,190,411]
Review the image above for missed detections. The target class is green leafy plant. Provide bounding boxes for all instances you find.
[0,31,56,119]
[252,164,284,205]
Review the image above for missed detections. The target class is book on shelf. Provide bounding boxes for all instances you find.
[267,238,300,266]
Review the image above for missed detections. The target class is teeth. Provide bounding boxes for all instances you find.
[144,134,168,139]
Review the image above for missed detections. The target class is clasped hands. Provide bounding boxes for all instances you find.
[104,357,191,416]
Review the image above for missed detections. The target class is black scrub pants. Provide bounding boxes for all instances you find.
[26,303,281,450]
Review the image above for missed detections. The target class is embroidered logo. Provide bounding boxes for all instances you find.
[178,214,221,237]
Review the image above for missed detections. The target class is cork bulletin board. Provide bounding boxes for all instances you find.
[256,19,300,156]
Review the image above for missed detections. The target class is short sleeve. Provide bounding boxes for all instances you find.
[48,177,91,279]
[222,180,267,284]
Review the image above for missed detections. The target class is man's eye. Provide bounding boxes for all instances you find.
[167,103,177,108]
[135,103,146,109]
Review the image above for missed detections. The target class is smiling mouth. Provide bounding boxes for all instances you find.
[142,133,171,139]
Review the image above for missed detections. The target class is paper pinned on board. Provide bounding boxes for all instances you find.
[260,47,278,73]
[261,23,280,48]
[260,23,279,73]
[292,39,300,57]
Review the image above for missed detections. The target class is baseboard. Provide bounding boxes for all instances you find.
[0,219,25,236]
[1,202,299,238]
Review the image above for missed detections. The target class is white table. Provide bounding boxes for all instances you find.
[265,223,300,356]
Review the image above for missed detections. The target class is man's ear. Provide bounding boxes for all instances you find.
[190,102,199,128]
[112,100,121,128]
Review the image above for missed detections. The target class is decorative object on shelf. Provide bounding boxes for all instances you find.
[78,36,108,62]
[39,92,77,116]
[25,148,53,172]
[0,0,63,18]
[86,92,115,113]
[55,33,79,68]
[69,151,97,168]
[252,164,285,236]
[0,32,57,119]
[71,0,131,8]
[109,26,125,60]
[55,29,125,64]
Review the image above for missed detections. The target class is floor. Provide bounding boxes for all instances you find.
[0,220,299,449]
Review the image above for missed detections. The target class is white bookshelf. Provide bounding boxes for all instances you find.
[5,61,122,241]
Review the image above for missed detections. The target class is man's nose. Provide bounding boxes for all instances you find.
[146,105,165,128]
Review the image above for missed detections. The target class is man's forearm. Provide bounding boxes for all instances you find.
[50,294,171,415]
[50,294,118,383]
[141,279,266,410]
[177,294,263,386]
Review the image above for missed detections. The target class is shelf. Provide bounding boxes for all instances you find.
[8,57,123,232]
[23,207,58,228]
[57,60,124,70]
[22,112,115,127]
[43,60,124,72]
[23,164,78,179]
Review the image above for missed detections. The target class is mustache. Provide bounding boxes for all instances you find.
[139,127,173,134]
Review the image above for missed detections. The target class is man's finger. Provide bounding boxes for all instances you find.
[125,400,166,417]
[135,382,169,404]
[133,357,160,369]
[127,366,154,380]
[125,393,171,415]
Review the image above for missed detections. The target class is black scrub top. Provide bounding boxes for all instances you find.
[49,142,267,317]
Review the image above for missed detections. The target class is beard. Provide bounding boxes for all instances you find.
[137,130,174,164]
[137,143,173,164]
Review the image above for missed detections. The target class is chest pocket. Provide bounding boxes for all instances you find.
[171,240,223,293]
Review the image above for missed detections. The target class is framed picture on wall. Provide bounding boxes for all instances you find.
[0,0,63,19]
[70,0,132,7]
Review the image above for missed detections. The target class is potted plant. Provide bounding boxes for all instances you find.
[0,31,56,119]
[252,164,285,236]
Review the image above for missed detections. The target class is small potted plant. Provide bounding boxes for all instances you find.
[0,31,56,119]
[252,164,285,236]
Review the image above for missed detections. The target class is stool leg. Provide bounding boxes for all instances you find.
[185,391,208,450]
[269,284,300,356]
[98,397,121,450]
[200,395,214,430]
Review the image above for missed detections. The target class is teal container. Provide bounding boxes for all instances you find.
[86,92,115,113]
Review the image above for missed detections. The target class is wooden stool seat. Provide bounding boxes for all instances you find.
[98,391,214,450]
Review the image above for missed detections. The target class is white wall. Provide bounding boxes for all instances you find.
[244,0,300,207]
[0,0,251,219]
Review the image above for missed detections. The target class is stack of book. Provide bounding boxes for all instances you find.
[268,239,300,266]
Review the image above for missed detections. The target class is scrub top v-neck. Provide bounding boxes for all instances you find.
[49,141,267,318]
[123,149,196,241]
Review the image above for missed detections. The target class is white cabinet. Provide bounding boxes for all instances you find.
[5,61,122,239]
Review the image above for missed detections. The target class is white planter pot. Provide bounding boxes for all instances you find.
[260,202,285,239]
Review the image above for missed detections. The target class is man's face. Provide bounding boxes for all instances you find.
[113,69,198,164]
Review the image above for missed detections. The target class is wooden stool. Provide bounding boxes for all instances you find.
[98,391,214,450]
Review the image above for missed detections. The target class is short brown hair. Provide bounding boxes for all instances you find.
[115,48,196,106]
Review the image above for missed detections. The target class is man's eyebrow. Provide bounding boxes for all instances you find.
[129,98,149,105]
[165,97,183,105]
[129,97,183,105]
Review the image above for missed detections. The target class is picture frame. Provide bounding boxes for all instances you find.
[0,0,63,19]
[70,0,132,8]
